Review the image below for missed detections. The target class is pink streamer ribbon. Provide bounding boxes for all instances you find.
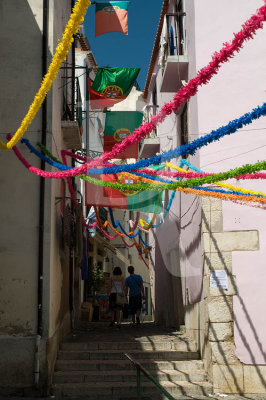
[60,150,98,229]
[9,3,266,179]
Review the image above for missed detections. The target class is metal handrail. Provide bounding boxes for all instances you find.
[124,353,176,400]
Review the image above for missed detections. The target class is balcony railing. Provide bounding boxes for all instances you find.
[145,105,159,120]
[142,105,159,138]
[139,105,160,159]
[165,12,186,57]
[160,12,188,93]
[75,77,83,135]
[61,73,83,149]
[75,148,103,161]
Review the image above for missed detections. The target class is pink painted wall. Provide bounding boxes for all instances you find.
[189,0,266,364]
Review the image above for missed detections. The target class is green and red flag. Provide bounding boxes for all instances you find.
[85,172,163,213]
[95,1,130,37]
[104,111,143,159]
[88,67,140,110]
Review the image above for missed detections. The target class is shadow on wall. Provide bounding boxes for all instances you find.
[150,191,203,329]
[151,228,184,329]
[0,0,50,392]
[176,192,203,306]
[202,212,266,393]
[179,218,202,304]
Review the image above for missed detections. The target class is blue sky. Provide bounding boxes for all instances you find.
[84,0,163,90]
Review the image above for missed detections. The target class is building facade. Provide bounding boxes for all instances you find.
[144,0,266,394]
[0,1,90,394]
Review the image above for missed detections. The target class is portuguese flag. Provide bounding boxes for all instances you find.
[85,172,163,214]
[104,111,143,159]
[88,67,140,110]
[95,1,130,37]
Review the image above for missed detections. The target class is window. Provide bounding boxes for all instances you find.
[178,1,185,55]
[180,102,188,149]
[62,61,74,121]
[99,207,108,222]
[152,83,157,107]
[151,84,158,137]
[165,0,186,57]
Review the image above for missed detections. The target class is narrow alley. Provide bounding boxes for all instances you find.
[1,0,266,399]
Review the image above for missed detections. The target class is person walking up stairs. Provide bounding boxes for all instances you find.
[125,265,145,326]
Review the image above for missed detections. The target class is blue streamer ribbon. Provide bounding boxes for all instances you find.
[89,102,266,175]
[21,139,71,170]
[21,138,151,246]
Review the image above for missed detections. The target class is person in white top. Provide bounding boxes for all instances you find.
[107,266,126,328]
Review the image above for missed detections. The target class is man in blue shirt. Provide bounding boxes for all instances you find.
[125,265,145,325]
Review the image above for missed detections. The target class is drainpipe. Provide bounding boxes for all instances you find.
[70,0,76,329]
[86,66,90,155]
[35,0,49,387]
[71,0,75,121]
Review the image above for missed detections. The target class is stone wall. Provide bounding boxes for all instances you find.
[199,196,266,394]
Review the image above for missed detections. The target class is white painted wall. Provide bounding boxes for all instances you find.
[111,86,146,112]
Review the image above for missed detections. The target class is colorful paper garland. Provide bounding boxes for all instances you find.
[13,137,266,196]
[6,2,266,173]
[0,0,91,150]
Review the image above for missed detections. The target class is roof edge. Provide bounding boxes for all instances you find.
[143,0,169,99]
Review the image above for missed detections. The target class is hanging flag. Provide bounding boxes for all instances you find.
[95,1,130,37]
[86,207,96,237]
[104,111,143,159]
[88,67,140,110]
[85,172,163,214]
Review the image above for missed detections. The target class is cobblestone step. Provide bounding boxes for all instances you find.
[55,359,205,372]
[60,340,197,352]
[52,323,212,399]
[52,381,213,398]
[53,369,207,384]
[57,350,200,361]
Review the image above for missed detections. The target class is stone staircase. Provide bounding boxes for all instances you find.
[52,322,212,399]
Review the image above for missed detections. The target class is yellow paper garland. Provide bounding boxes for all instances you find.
[0,0,91,151]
